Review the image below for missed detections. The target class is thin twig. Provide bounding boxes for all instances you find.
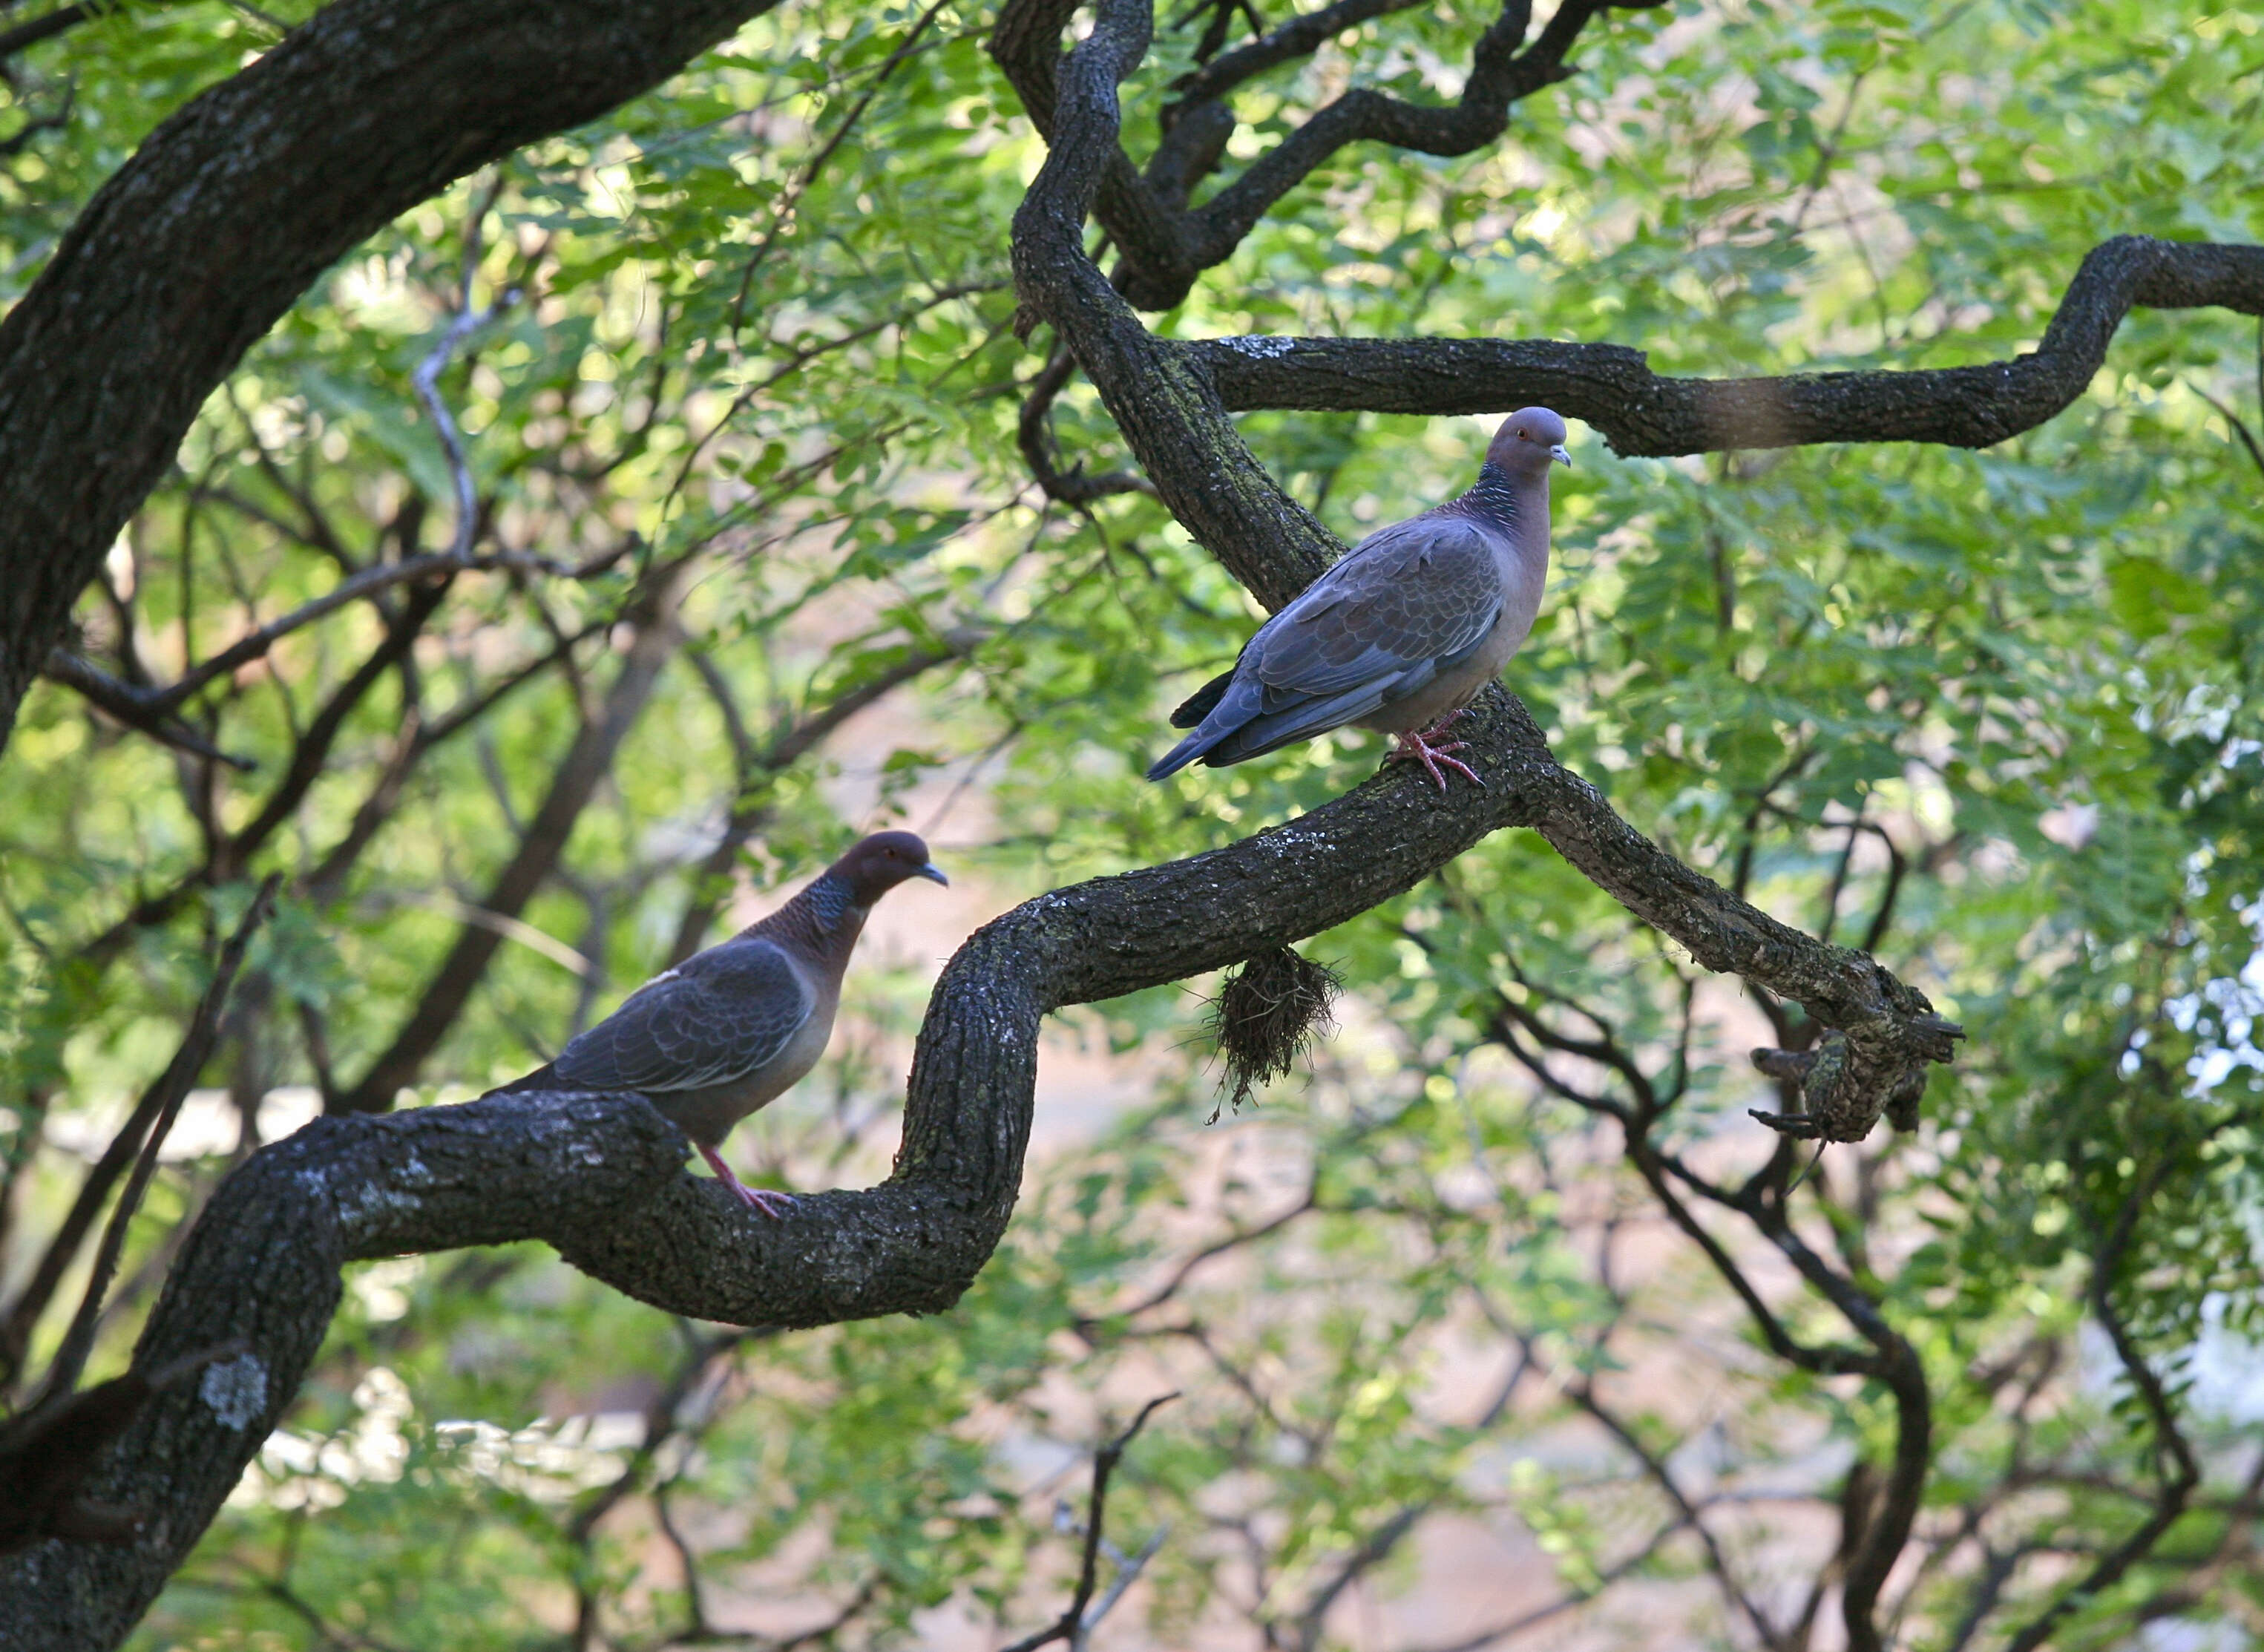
[41,651,257,768]
[727,0,956,334]
[1000,1392,1178,1652]
[413,174,520,561]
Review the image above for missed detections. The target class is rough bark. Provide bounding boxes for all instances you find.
[0,743,1548,1647]
[0,655,1970,1646]
[0,0,784,746]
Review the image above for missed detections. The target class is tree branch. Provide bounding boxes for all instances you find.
[1000,1392,1176,1652]
[1191,237,2264,453]
[1008,0,1958,1142]
[0,0,790,749]
[0,728,1629,1645]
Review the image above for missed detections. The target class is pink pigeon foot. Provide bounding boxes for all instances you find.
[696,1142,799,1219]
[1383,717,1483,791]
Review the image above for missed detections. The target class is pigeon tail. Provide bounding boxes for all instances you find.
[1146,722,1236,780]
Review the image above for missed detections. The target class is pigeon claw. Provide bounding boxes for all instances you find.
[696,1142,799,1219]
[1384,719,1484,792]
[735,1184,800,1219]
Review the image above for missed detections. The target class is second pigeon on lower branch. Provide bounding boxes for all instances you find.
[1147,407,1569,791]
[490,830,948,1216]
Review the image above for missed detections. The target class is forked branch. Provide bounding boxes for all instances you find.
[992,0,1661,309]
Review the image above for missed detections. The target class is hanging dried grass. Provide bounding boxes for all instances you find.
[1205,945,1341,1121]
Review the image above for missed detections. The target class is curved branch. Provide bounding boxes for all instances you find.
[1192,236,2264,453]
[11,598,1940,1636]
[0,0,788,749]
[0,1094,689,1650]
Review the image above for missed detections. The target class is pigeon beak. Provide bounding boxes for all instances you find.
[1549,445,1572,468]
[916,862,950,887]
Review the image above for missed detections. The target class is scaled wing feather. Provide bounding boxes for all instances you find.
[553,938,813,1095]
[1246,515,1502,707]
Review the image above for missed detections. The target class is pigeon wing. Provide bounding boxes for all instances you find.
[551,937,814,1096]
[1245,512,1504,707]
[1146,511,1506,778]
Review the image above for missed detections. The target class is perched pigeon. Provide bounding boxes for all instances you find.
[1147,407,1569,790]
[492,830,948,1215]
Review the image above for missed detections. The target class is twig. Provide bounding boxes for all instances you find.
[0,0,100,60]
[1000,1392,1178,1652]
[413,175,521,561]
[2000,1162,2201,1652]
[1076,1522,1167,1647]
[68,548,559,718]
[0,80,73,154]
[727,0,956,334]
[1017,341,1157,503]
[42,650,257,768]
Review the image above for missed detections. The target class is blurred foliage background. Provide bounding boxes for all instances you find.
[2,0,2262,1646]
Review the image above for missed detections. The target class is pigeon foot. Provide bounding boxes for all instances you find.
[1384,719,1483,791]
[696,1141,799,1219]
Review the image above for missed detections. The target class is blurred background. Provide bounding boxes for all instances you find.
[1,0,2261,1645]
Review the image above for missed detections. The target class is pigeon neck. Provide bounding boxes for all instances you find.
[1462,462,1527,530]
[1463,462,1553,558]
[772,871,870,960]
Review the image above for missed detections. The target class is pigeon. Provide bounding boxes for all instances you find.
[492,830,948,1215]
[1146,407,1569,790]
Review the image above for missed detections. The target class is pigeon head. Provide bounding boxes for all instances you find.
[833,830,949,903]
[1486,407,1572,476]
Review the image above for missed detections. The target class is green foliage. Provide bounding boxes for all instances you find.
[3,0,2262,1645]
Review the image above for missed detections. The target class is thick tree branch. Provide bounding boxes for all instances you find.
[1191,236,2264,453]
[19,8,2237,1646]
[0,0,788,749]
